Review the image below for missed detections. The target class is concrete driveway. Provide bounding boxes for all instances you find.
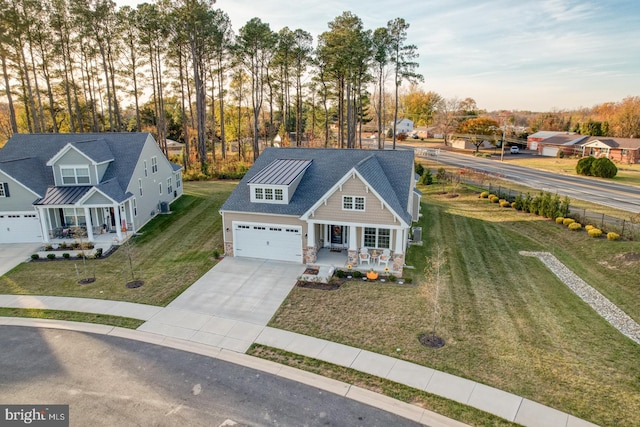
[0,243,40,276]
[138,257,305,352]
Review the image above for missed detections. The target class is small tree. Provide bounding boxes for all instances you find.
[421,244,446,348]
[576,156,596,176]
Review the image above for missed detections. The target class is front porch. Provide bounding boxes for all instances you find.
[300,247,401,283]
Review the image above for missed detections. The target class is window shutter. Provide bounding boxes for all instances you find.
[3,183,9,197]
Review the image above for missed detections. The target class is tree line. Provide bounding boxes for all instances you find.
[0,0,424,174]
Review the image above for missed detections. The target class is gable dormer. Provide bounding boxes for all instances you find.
[248,158,312,204]
[46,140,114,186]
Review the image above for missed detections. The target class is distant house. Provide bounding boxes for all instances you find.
[166,139,185,157]
[390,118,414,135]
[220,147,421,275]
[581,138,640,163]
[0,133,183,244]
[533,134,589,157]
[527,131,576,150]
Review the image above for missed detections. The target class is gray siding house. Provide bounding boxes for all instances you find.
[0,133,183,244]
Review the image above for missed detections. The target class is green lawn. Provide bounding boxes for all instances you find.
[268,185,640,427]
[0,181,235,306]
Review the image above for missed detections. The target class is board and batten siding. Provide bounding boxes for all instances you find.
[311,175,397,224]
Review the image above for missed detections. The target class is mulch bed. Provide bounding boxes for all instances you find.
[418,332,445,349]
[126,280,144,289]
[296,280,340,290]
[303,267,319,275]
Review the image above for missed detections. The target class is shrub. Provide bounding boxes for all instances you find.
[563,218,575,226]
[556,150,565,158]
[499,200,511,208]
[588,228,603,238]
[489,195,500,203]
[62,253,70,259]
[404,277,413,284]
[584,224,595,231]
[30,254,39,260]
[352,270,363,278]
[480,191,490,199]
[420,169,433,185]
[47,253,56,260]
[591,157,618,178]
[576,156,596,176]
[511,202,517,208]
[388,274,397,282]
[607,232,620,241]
[568,222,582,231]
[95,248,103,258]
[414,161,425,176]
[397,132,408,141]
[45,244,53,251]
[513,194,524,211]
[555,217,565,224]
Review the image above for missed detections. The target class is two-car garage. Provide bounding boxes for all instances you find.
[0,212,42,243]
[233,222,302,263]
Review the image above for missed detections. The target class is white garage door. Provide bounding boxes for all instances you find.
[542,146,559,157]
[0,212,42,243]
[234,223,302,263]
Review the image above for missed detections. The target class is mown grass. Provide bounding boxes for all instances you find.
[0,307,143,328]
[0,181,235,306]
[269,185,640,427]
[248,344,520,427]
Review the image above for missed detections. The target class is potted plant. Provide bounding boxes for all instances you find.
[366,268,378,280]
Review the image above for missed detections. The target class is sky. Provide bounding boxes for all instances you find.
[117,0,640,112]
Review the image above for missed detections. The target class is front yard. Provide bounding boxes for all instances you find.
[267,185,640,427]
[0,181,235,306]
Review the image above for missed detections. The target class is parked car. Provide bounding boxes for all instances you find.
[510,146,520,154]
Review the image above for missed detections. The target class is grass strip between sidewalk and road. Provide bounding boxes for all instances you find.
[248,344,520,427]
[0,307,144,329]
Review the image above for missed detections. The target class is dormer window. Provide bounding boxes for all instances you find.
[248,158,312,204]
[61,167,90,185]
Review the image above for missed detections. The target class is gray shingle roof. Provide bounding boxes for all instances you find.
[221,147,414,224]
[0,133,149,199]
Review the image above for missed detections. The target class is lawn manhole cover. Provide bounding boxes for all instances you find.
[419,332,445,349]
[126,280,144,289]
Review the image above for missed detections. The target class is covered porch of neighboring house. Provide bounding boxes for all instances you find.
[34,186,137,244]
[302,221,407,282]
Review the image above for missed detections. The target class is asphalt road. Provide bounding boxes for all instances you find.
[413,147,640,214]
[0,326,422,427]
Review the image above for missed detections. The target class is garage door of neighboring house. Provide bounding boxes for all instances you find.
[233,222,302,263]
[0,212,42,243]
[542,146,559,157]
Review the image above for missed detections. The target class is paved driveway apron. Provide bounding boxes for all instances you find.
[0,243,40,277]
[138,257,305,352]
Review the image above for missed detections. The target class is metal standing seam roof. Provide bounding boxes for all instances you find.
[247,158,312,185]
[34,186,92,205]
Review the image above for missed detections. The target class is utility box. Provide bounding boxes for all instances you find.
[160,201,169,213]
[412,226,422,242]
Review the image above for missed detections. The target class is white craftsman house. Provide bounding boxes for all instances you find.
[0,133,183,244]
[220,147,421,276]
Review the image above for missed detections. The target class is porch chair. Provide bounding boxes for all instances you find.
[378,249,391,268]
[358,247,371,265]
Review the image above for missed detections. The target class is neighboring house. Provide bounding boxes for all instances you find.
[581,137,640,163]
[390,118,414,135]
[527,131,575,150]
[166,139,185,157]
[220,147,421,275]
[0,133,183,244]
[533,134,589,157]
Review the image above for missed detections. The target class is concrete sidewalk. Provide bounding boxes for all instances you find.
[0,293,598,427]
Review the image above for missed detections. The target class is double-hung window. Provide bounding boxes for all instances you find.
[364,227,391,249]
[0,183,7,197]
[61,167,90,185]
[151,156,158,173]
[167,177,173,194]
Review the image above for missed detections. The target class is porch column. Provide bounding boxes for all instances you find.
[394,228,404,253]
[84,207,94,241]
[128,200,136,233]
[307,222,315,247]
[38,207,49,243]
[349,226,357,250]
[114,203,123,241]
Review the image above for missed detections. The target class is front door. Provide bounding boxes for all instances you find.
[330,225,345,248]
